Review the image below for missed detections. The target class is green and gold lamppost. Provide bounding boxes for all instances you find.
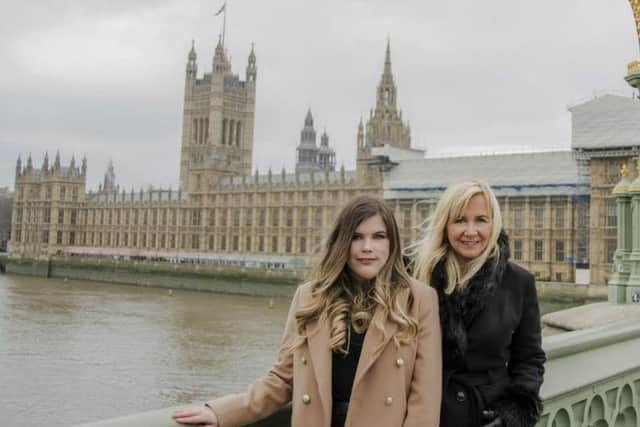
[626,161,640,302]
[610,164,632,303]
[625,0,640,93]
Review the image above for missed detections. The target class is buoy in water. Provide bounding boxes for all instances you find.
[269,297,275,309]
[168,289,174,296]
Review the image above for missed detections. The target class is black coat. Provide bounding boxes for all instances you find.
[432,232,545,427]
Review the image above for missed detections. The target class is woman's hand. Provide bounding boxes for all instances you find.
[171,406,219,426]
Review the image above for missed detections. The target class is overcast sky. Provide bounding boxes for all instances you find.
[1,0,638,191]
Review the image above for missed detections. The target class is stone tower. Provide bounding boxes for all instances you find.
[10,152,86,256]
[357,39,411,183]
[295,110,336,173]
[318,130,336,172]
[179,37,257,193]
[296,109,318,173]
[102,160,117,193]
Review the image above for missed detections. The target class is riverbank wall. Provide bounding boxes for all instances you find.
[3,255,302,297]
[1,255,608,301]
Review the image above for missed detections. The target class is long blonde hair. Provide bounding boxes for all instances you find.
[292,196,417,354]
[412,180,502,294]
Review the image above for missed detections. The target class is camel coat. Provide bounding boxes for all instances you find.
[207,279,442,427]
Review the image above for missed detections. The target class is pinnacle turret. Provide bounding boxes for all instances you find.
[304,108,314,127]
[320,131,329,147]
[42,152,49,173]
[213,34,230,74]
[186,40,198,79]
[188,39,197,60]
[246,42,257,82]
[15,155,21,177]
[54,151,61,171]
[103,160,116,192]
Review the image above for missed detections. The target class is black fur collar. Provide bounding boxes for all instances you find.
[431,230,510,366]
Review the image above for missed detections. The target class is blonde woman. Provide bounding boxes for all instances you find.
[412,181,545,427]
[172,196,442,427]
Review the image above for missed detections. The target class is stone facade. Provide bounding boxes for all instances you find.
[9,42,400,264]
[179,39,257,193]
[9,152,87,256]
[7,37,639,286]
[0,187,12,251]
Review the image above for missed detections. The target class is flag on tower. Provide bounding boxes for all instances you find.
[215,3,226,16]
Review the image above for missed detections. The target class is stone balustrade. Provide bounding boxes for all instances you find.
[76,319,640,427]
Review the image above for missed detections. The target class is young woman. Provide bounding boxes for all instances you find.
[172,195,442,427]
[412,181,545,427]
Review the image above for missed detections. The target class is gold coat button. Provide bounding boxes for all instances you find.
[385,396,393,406]
[301,356,307,365]
[395,358,404,367]
[302,394,311,404]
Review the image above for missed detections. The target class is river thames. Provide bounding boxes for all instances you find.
[0,273,582,426]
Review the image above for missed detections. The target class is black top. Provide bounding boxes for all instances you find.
[331,326,366,403]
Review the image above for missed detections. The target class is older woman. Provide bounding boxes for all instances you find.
[173,196,442,427]
[412,181,545,427]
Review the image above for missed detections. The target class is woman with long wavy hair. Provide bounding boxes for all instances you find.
[412,180,545,427]
[172,195,442,427]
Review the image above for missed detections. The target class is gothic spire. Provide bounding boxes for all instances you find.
[376,39,398,112]
[382,37,394,85]
[246,42,257,82]
[186,39,198,79]
[304,108,314,127]
[42,152,49,172]
[189,39,197,60]
[54,151,61,171]
[81,156,87,177]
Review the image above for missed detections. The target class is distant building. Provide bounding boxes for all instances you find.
[376,94,640,285]
[0,187,14,251]
[7,33,639,285]
[295,110,336,173]
[8,40,398,264]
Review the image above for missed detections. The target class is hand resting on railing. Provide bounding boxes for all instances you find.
[172,405,219,427]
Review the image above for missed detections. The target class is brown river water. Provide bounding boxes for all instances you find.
[0,273,580,426]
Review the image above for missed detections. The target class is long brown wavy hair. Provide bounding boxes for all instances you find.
[291,196,418,354]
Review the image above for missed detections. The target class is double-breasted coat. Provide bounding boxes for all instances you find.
[434,232,546,427]
[207,279,442,427]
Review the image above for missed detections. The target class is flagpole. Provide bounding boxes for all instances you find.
[222,2,227,50]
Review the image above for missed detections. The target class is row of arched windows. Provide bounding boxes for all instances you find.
[221,118,242,146]
[192,118,209,145]
[192,116,242,147]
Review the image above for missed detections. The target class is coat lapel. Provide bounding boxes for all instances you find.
[305,314,332,425]
[352,287,409,391]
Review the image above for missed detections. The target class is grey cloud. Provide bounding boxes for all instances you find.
[1,0,638,191]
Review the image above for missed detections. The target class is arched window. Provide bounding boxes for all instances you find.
[222,118,227,145]
[229,119,235,146]
[193,118,198,144]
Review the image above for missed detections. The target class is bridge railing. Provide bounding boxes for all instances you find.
[536,320,640,427]
[76,320,640,427]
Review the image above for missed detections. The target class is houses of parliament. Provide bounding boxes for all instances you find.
[8,32,640,286]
